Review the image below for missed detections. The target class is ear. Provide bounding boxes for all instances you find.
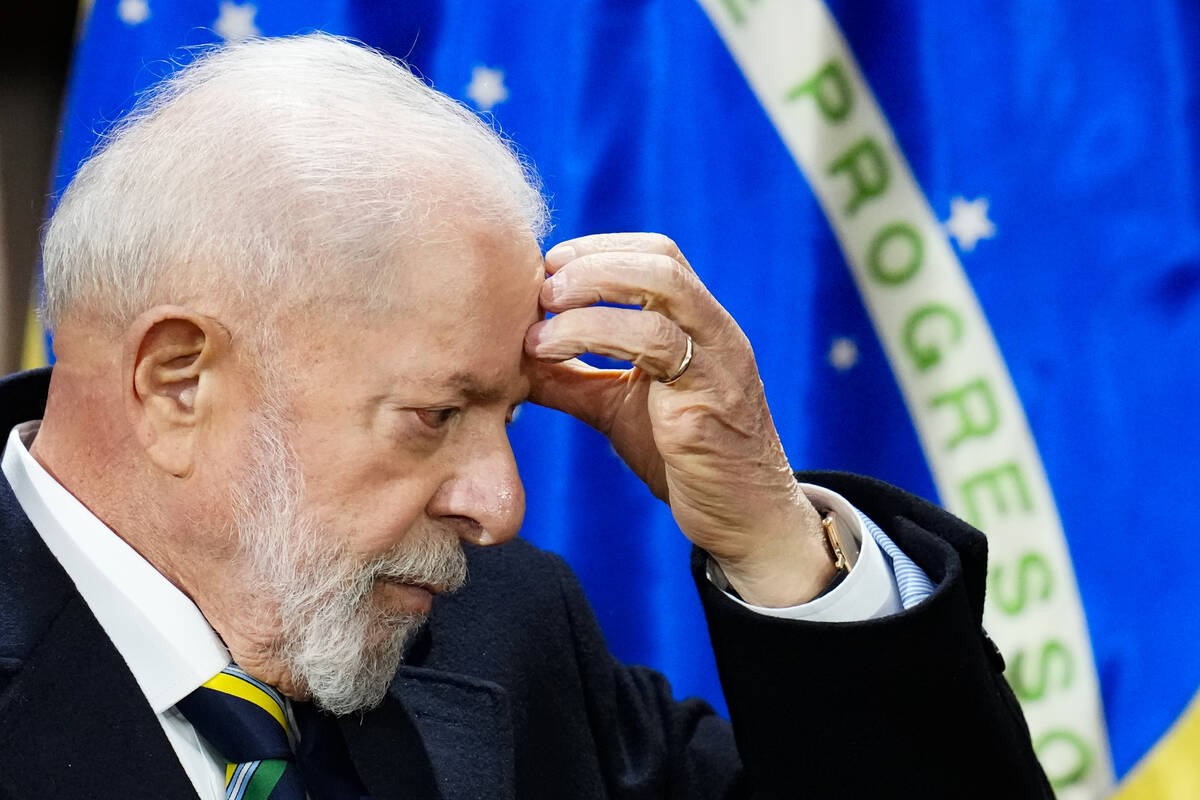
[123,306,234,478]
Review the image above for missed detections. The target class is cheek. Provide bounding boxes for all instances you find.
[306,464,441,557]
[282,399,448,557]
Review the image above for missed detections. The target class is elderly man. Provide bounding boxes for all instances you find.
[0,34,1047,799]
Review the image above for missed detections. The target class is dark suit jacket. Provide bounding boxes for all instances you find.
[0,368,1050,799]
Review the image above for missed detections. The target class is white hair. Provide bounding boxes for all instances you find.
[41,33,549,332]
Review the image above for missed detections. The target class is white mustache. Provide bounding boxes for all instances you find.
[368,534,468,594]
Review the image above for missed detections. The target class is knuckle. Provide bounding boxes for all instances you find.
[662,257,694,295]
[648,232,680,257]
[645,312,679,352]
[722,333,757,376]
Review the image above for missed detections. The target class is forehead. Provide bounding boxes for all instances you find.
[282,222,544,401]
[397,222,543,318]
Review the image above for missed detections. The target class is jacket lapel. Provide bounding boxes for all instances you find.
[341,666,515,800]
[0,593,198,799]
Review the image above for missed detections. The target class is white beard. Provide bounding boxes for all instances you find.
[229,410,467,715]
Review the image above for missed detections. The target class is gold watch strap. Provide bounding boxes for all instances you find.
[820,510,855,574]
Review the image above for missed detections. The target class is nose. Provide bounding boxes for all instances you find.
[427,431,525,546]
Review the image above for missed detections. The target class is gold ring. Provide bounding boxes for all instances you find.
[659,334,694,385]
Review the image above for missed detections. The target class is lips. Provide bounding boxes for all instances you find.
[376,577,438,614]
[379,575,443,594]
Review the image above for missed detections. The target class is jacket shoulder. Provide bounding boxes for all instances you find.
[0,367,76,675]
[0,474,76,690]
[0,369,52,435]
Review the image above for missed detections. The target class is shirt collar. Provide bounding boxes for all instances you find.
[1,421,230,712]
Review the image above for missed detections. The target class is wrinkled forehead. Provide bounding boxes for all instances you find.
[389,222,544,371]
[241,215,544,331]
[256,220,545,399]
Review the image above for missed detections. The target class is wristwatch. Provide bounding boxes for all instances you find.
[815,509,859,597]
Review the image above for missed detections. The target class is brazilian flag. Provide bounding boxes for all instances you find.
[41,2,1200,796]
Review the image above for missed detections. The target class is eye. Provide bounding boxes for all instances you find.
[415,407,459,429]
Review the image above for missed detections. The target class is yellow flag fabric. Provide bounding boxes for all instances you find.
[20,304,46,369]
[1115,690,1200,798]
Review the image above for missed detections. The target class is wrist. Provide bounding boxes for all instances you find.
[715,499,841,607]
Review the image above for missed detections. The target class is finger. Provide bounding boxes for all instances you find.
[528,358,668,499]
[525,307,695,383]
[544,232,692,274]
[540,252,721,338]
[525,358,623,428]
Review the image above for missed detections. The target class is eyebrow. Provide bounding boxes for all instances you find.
[440,371,528,405]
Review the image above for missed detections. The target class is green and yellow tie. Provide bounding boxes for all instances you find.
[176,664,308,800]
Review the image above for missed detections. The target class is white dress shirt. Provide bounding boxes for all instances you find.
[2,420,908,798]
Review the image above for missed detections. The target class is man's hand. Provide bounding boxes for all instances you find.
[524,233,838,607]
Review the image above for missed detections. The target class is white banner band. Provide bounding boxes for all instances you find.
[696,1,1115,796]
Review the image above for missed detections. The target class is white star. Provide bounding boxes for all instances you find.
[466,65,509,112]
[214,1,260,41]
[117,0,151,26]
[828,337,859,372]
[944,195,996,252]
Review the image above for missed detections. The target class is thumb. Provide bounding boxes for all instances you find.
[527,358,623,432]
[529,358,667,499]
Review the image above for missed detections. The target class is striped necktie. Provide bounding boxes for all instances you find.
[176,664,308,800]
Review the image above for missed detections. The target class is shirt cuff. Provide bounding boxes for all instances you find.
[704,483,904,623]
